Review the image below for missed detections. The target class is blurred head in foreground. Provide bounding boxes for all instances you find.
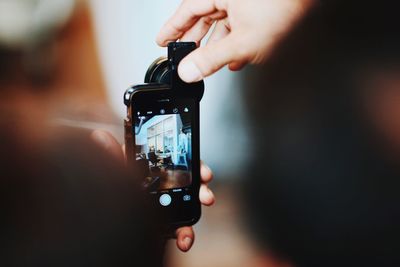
[0,2,164,265]
[243,1,400,266]
[0,107,163,267]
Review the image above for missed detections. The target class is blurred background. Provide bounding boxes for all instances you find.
[0,0,255,266]
[2,1,400,266]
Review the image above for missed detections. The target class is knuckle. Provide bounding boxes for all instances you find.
[202,16,214,27]
[168,20,184,36]
[204,48,222,73]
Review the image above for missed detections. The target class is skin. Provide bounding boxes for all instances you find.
[154,0,313,260]
[157,0,314,83]
[90,129,215,252]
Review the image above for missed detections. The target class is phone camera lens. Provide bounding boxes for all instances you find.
[144,57,170,84]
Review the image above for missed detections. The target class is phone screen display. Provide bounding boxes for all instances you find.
[135,111,193,192]
[133,98,199,223]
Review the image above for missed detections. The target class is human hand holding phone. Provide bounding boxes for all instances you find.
[157,0,314,82]
[91,129,215,252]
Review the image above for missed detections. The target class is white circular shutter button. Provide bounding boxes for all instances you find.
[159,194,172,206]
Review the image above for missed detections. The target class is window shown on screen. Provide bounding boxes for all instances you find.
[135,113,192,192]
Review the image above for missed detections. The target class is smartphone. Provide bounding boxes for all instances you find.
[124,42,204,230]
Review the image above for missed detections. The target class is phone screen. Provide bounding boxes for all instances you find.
[133,98,199,224]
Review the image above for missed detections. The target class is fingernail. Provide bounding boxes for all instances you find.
[91,130,111,149]
[178,61,203,83]
[183,237,192,251]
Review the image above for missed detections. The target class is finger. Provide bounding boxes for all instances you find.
[228,60,247,71]
[157,0,226,46]
[180,16,215,45]
[200,184,215,206]
[176,226,194,252]
[178,33,244,82]
[207,19,230,45]
[91,130,124,161]
[200,161,213,183]
[121,143,126,156]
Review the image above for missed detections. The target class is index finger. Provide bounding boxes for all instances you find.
[156,0,226,46]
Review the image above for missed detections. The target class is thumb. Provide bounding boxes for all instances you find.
[178,34,242,82]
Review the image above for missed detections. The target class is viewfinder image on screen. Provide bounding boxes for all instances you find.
[134,111,192,192]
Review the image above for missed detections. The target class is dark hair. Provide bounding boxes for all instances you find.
[242,1,400,266]
[0,117,164,267]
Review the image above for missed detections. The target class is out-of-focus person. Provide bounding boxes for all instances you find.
[0,2,166,266]
[0,105,165,266]
[241,1,400,266]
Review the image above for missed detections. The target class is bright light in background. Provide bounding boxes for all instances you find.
[0,0,75,48]
[89,0,249,178]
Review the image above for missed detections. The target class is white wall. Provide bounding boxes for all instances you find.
[136,114,179,162]
[89,0,249,178]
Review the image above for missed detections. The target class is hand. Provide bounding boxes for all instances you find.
[91,130,215,252]
[157,0,313,83]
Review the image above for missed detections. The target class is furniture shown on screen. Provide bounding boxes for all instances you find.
[148,151,161,170]
[161,155,174,170]
[136,157,150,178]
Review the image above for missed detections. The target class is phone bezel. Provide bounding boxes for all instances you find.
[127,84,202,229]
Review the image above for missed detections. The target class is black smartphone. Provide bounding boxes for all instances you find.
[124,43,204,230]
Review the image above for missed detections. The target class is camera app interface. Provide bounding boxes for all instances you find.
[134,107,193,194]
